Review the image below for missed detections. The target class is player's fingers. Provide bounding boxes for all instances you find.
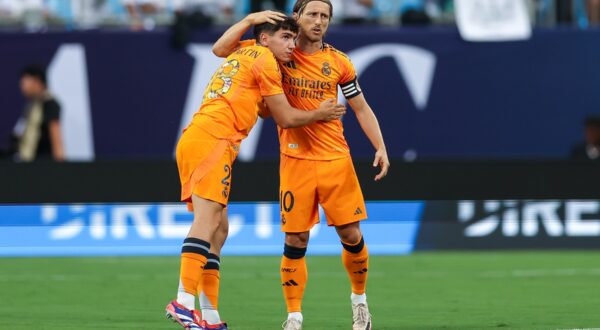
[267,12,285,22]
[380,162,390,179]
[375,164,389,181]
[373,154,381,167]
[272,11,287,19]
[330,112,343,120]
[381,162,390,177]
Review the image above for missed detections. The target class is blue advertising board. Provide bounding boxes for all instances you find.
[0,202,423,257]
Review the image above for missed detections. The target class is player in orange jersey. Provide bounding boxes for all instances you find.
[213,2,390,329]
[165,16,346,330]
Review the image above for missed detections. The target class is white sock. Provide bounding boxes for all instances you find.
[351,293,367,305]
[288,312,303,322]
[177,280,196,310]
[202,309,221,325]
[177,292,196,310]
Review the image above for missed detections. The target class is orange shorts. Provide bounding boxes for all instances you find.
[279,154,367,233]
[176,124,239,210]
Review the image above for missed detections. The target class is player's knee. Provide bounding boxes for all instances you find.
[283,243,307,259]
[217,219,229,237]
[336,223,362,245]
[285,232,309,247]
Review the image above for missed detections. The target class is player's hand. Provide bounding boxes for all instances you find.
[258,101,271,119]
[373,148,390,181]
[244,10,287,25]
[317,99,346,121]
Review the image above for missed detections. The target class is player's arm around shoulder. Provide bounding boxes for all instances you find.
[263,95,345,128]
[347,93,390,181]
[212,11,286,57]
[252,50,346,128]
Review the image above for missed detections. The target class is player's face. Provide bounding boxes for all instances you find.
[296,1,331,42]
[264,29,297,62]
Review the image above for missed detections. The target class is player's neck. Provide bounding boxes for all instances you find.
[296,35,323,54]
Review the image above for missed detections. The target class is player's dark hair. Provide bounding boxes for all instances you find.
[292,0,333,18]
[20,64,47,87]
[253,16,299,42]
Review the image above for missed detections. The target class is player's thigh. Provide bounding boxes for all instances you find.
[177,127,235,209]
[188,194,225,240]
[316,157,367,226]
[279,155,319,232]
[191,147,234,207]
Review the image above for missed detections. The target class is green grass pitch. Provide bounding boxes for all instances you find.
[1,251,600,329]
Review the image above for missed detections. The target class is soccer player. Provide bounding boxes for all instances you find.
[212,2,390,329]
[166,16,346,330]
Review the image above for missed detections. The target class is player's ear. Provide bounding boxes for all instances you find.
[259,32,268,45]
[293,12,299,20]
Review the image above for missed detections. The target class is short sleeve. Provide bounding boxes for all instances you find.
[336,53,362,99]
[44,100,60,122]
[252,53,284,97]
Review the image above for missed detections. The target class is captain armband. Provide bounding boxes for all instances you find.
[340,78,362,99]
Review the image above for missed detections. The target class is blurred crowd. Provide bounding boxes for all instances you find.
[0,0,599,31]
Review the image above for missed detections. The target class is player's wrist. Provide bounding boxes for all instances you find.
[316,108,328,121]
[242,15,254,26]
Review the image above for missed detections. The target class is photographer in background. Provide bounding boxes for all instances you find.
[9,65,64,162]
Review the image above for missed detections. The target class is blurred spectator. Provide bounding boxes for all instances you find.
[588,0,600,25]
[0,0,48,31]
[122,0,167,30]
[340,0,374,25]
[9,65,64,162]
[570,116,600,161]
[400,0,431,26]
[170,0,234,49]
[556,0,574,24]
[68,0,110,29]
[424,0,453,23]
[250,0,286,13]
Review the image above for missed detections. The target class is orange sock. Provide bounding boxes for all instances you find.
[280,244,308,312]
[199,254,221,310]
[341,236,369,295]
[178,238,210,309]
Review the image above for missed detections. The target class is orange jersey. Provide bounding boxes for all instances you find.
[190,44,284,141]
[239,40,361,160]
[280,44,361,160]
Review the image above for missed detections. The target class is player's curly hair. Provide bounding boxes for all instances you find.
[292,0,333,18]
[253,16,299,41]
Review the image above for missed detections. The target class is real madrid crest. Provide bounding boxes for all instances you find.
[321,62,331,76]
